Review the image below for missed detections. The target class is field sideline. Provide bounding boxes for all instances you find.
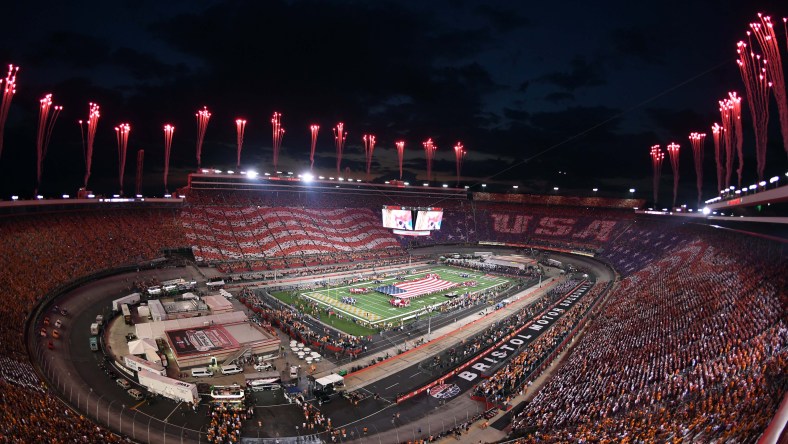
[298,265,512,326]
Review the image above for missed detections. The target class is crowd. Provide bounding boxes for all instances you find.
[472,283,605,406]
[181,203,403,264]
[510,229,787,443]
[220,249,410,275]
[419,279,585,374]
[443,258,538,277]
[0,209,184,441]
[0,190,782,443]
[206,403,244,443]
[240,289,367,354]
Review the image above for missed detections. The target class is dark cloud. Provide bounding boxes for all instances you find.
[0,0,785,203]
[544,92,574,103]
[610,27,666,65]
[537,56,606,92]
[31,31,111,69]
[475,4,531,32]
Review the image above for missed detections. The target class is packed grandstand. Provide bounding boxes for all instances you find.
[1,179,786,443]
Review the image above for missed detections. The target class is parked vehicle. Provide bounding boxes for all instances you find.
[220,364,243,375]
[127,389,145,401]
[254,362,273,372]
[191,367,214,378]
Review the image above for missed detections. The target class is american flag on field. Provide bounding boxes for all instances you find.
[388,276,457,300]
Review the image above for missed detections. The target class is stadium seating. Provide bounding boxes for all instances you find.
[0,208,184,441]
[509,224,787,443]
[0,190,783,443]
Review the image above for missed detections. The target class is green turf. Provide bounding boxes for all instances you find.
[271,290,377,337]
[296,265,512,331]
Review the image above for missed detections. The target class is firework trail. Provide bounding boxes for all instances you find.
[362,134,376,178]
[689,132,706,207]
[712,123,724,194]
[81,103,100,189]
[396,141,405,180]
[649,145,664,205]
[728,92,744,188]
[423,138,437,182]
[135,149,144,196]
[163,124,174,193]
[750,14,788,157]
[718,98,735,188]
[195,106,211,169]
[235,119,246,169]
[736,40,771,180]
[35,94,62,195]
[0,64,18,160]
[271,112,284,171]
[310,125,319,171]
[333,123,346,174]
[115,123,130,195]
[454,142,466,186]
[666,142,680,208]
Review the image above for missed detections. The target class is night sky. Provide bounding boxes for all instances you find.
[0,0,786,206]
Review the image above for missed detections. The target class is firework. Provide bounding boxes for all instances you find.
[666,142,680,208]
[736,40,771,180]
[649,145,664,205]
[454,142,466,186]
[396,141,405,180]
[235,118,246,169]
[34,94,62,195]
[688,132,706,207]
[195,106,211,169]
[81,103,100,189]
[310,125,319,171]
[163,124,174,193]
[135,149,144,196]
[712,123,724,193]
[115,123,130,195]
[423,138,437,182]
[362,134,376,178]
[718,98,734,188]
[728,92,744,188]
[750,14,788,157]
[333,123,347,174]
[0,64,18,160]
[271,112,285,171]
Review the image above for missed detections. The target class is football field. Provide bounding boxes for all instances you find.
[300,265,512,327]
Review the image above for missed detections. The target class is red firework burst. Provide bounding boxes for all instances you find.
[195,106,211,169]
[310,125,319,171]
[163,124,174,193]
[688,132,706,207]
[423,138,437,182]
[235,118,247,170]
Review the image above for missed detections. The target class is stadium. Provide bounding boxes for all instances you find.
[3,171,785,444]
[1,3,787,444]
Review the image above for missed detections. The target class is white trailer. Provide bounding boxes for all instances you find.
[123,354,166,376]
[137,371,198,404]
[112,293,141,312]
[90,323,99,335]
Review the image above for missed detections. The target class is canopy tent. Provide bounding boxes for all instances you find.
[127,338,158,355]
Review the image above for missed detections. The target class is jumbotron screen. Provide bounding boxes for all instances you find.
[382,206,413,230]
[382,206,443,231]
[414,210,443,231]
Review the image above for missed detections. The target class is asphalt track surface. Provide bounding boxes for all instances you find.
[29,252,613,443]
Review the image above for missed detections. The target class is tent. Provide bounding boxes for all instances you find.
[315,373,344,390]
[128,338,158,355]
